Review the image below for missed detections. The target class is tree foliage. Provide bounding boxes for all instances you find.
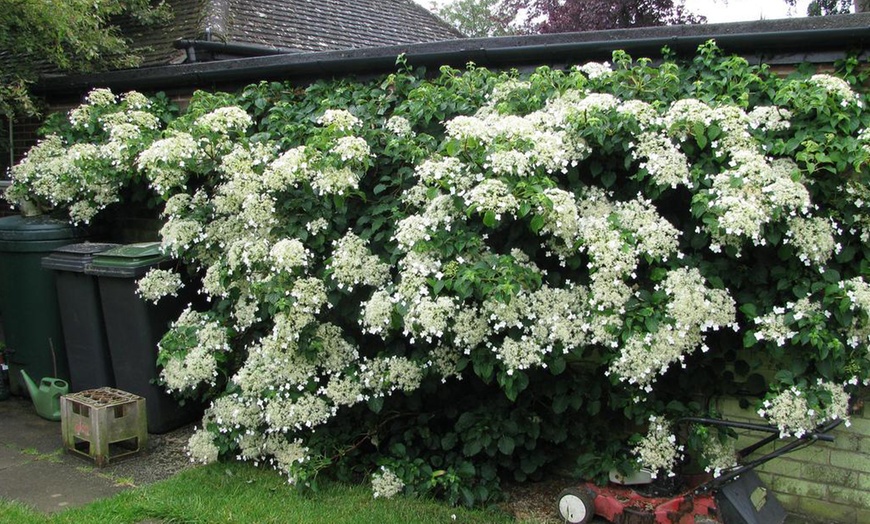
[0,0,170,117]
[444,0,706,34]
[437,0,518,37]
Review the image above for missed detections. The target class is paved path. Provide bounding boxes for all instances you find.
[0,395,194,514]
[0,396,128,512]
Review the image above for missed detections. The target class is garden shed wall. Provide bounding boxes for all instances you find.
[717,394,870,522]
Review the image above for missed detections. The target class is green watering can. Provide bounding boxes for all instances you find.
[20,370,68,421]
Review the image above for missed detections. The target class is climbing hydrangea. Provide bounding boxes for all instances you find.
[9,43,870,504]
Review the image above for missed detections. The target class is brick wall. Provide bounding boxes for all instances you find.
[716,394,870,523]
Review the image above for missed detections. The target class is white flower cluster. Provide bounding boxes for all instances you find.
[333,136,372,163]
[701,435,737,477]
[784,216,841,267]
[312,166,359,196]
[160,218,205,258]
[328,233,391,291]
[318,109,361,131]
[747,106,792,132]
[263,146,310,191]
[768,387,815,437]
[194,106,253,135]
[7,89,169,223]
[808,74,862,107]
[265,394,335,432]
[265,437,310,483]
[137,268,184,303]
[844,277,870,348]
[442,97,592,176]
[608,268,735,390]
[463,179,519,220]
[577,61,613,79]
[705,154,809,250]
[159,308,229,392]
[385,115,414,137]
[415,157,473,192]
[187,428,220,464]
[371,466,405,498]
[404,295,456,343]
[753,298,821,347]
[632,132,691,188]
[270,238,310,272]
[137,132,201,195]
[632,416,683,478]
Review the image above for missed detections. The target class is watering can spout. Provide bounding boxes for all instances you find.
[19,369,39,399]
[19,370,68,421]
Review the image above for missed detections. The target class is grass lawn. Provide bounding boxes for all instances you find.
[0,461,520,524]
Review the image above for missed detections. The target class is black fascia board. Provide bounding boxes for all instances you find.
[34,15,870,97]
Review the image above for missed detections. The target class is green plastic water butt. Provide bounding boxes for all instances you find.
[0,215,88,396]
[85,242,200,433]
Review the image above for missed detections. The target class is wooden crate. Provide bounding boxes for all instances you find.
[61,388,147,467]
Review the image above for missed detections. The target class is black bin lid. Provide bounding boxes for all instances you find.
[42,243,120,273]
[0,215,86,241]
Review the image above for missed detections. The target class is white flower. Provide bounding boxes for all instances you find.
[187,429,220,464]
[194,106,253,135]
[328,233,391,291]
[385,115,413,137]
[137,268,183,303]
[318,109,361,130]
[371,467,404,499]
[632,416,683,478]
[577,61,612,79]
[332,136,372,163]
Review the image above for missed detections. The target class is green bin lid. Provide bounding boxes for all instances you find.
[0,215,87,241]
[89,242,166,268]
[84,241,169,279]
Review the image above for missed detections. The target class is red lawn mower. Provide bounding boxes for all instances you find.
[556,417,841,524]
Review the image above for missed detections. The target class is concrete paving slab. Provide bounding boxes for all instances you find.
[0,445,30,470]
[0,454,126,513]
[1,392,195,514]
[0,397,66,455]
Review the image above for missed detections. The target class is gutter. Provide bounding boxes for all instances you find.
[173,39,292,61]
[34,19,870,96]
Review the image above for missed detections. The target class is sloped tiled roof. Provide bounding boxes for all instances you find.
[226,0,463,53]
[126,0,462,66]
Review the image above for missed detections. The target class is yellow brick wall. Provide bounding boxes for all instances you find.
[715,396,870,523]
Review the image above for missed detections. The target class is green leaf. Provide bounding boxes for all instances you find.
[441,433,458,450]
[601,171,617,188]
[462,440,483,457]
[550,356,566,375]
[498,436,515,455]
[483,211,497,228]
[367,396,384,413]
[774,370,794,385]
[739,303,757,317]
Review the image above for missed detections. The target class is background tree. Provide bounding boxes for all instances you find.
[437,0,519,37]
[0,0,171,118]
[497,0,704,33]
